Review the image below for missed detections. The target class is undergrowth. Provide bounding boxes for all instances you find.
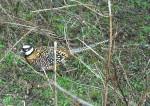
[0,0,149,106]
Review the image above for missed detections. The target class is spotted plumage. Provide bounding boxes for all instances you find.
[21,45,69,71]
[21,41,107,71]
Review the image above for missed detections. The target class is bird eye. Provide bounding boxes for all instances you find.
[24,48,29,52]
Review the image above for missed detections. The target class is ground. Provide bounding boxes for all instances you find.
[0,0,149,106]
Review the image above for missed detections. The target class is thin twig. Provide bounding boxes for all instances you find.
[77,38,106,61]
[54,41,58,106]
[32,4,90,13]
[50,80,93,106]
[3,22,56,36]
[138,90,150,106]
[64,22,72,53]
[22,100,25,106]
[71,0,108,17]
[0,4,13,20]
[104,0,113,106]
[145,59,150,75]
[117,57,132,88]
[112,63,129,105]
[70,39,109,54]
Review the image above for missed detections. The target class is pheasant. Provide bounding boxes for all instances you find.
[20,40,107,71]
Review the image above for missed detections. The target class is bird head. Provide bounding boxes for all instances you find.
[20,45,34,56]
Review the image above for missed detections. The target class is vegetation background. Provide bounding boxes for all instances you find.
[0,0,149,106]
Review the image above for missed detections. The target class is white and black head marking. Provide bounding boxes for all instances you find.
[21,45,34,56]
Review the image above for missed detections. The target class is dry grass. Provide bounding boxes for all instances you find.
[0,0,149,106]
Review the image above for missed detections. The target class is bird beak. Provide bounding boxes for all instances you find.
[19,50,24,56]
